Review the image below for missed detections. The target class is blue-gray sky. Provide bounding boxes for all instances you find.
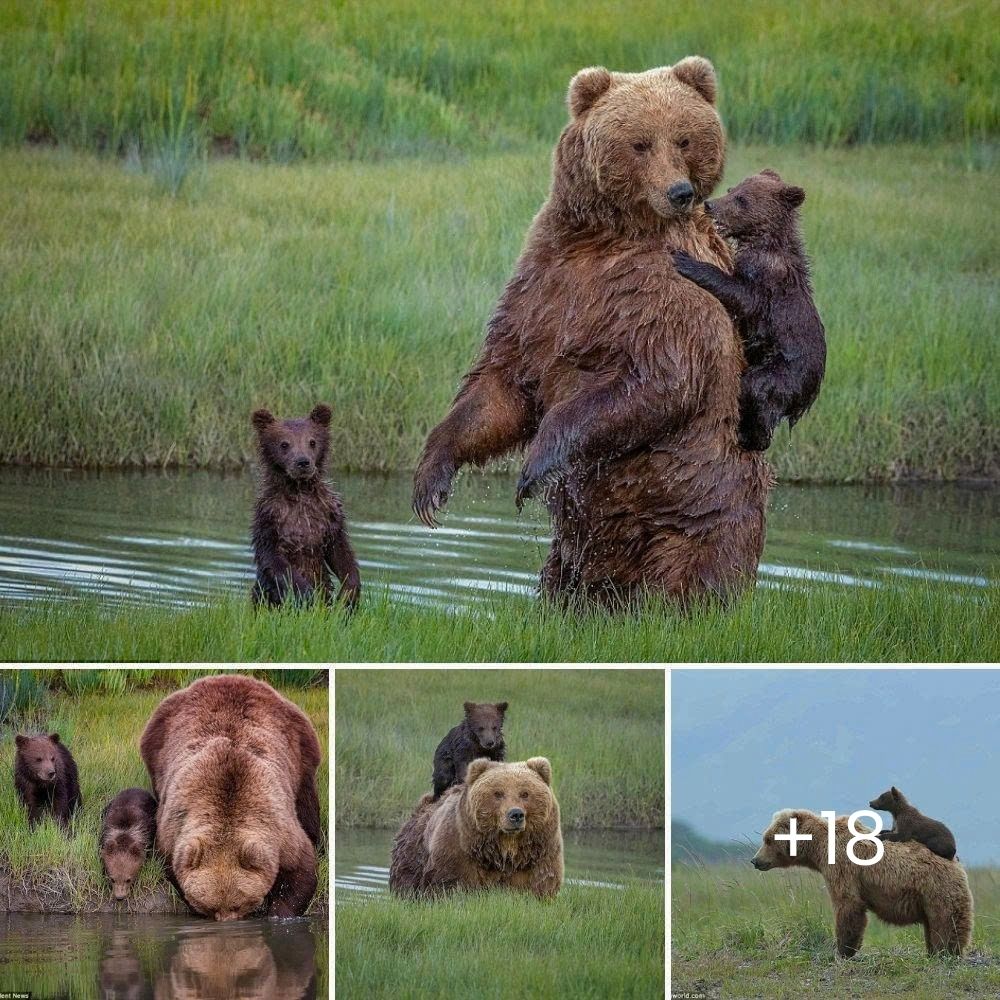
[672,669,1000,866]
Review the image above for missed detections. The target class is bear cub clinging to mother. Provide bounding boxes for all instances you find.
[431,701,508,799]
[251,403,361,610]
[869,786,957,861]
[673,169,826,452]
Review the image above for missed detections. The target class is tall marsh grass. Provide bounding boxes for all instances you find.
[1,0,996,159]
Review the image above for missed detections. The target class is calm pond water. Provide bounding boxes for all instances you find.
[335,827,665,903]
[0,467,995,609]
[0,911,326,999]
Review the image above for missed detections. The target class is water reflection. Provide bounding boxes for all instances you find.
[0,467,995,610]
[0,912,321,1000]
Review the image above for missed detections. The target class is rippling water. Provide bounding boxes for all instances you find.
[335,827,664,903]
[0,467,995,609]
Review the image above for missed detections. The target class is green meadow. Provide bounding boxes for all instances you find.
[672,864,1000,999]
[2,578,996,663]
[0,669,328,912]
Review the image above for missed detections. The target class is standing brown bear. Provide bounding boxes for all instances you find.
[14,732,82,829]
[413,58,770,607]
[140,674,323,921]
[251,403,361,610]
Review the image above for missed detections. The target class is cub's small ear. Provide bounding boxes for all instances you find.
[495,701,509,714]
[568,66,613,118]
[781,185,806,208]
[760,168,782,180]
[525,757,552,786]
[48,733,61,744]
[672,56,717,105]
[465,758,498,785]
[309,403,332,427]
[891,786,900,799]
[463,701,476,715]
[15,734,26,748]
[252,408,275,430]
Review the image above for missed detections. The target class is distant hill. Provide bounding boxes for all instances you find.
[672,820,751,865]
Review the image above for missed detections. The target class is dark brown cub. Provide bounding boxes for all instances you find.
[869,785,957,860]
[100,787,157,900]
[672,169,826,451]
[431,701,508,799]
[251,403,361,610]
[14,732,82,829]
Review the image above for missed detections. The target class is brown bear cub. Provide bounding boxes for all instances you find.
[14,732,82,829]
[673,169,826,452]
[431,701,508,799]
[869,786,957,860]
[100,788,157,900]
[251,403,361,610]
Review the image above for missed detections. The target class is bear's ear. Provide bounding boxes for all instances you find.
[252,408,275,430]
[781,185,805,208]
[239,839,270,871]
[309,403,332,427]
[495,701,508,714]
[568,66,613,118]
[525,757,552,786]
[891,786,900,799]
[48,733,60,744]
[15,734,26,748]
[672,56,717,105]
[465,758,499,785]
[463,701,476,715]
[179,838,204,870]
[760,168,782,181]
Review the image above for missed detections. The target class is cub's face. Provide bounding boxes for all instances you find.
[705,169,805,242]
[464,701,507,751]
[868,787,899,812]
[15,733,60,783]
[102,836,145,899]
[466,757,554,835]
[252,404,331,482]
[175,836,278,921]
[566,57,725,224]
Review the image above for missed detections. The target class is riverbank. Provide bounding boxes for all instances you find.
[2,579,996,663]
[2,141,997,481]
[0,677,329,914]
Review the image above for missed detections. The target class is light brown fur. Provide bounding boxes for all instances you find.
[389,757,563,899]
[413,57,771,607]
[139,674,322,920]
[752,809,973,957]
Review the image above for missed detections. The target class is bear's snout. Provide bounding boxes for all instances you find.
[42,768,56,781]
[667,181,695,211]
[751,857,772,871]
[113,883,129,900]
[505,807,525,829]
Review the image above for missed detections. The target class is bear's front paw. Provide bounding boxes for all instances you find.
[515,451,563,511]
[413,454,457,528]
[671,249,698,276]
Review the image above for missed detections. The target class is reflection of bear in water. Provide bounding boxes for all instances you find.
[98,927,146,1000]
[153,922,317,1000]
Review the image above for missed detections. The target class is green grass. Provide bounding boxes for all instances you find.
[335,668,664,829]
[337,881,664,1000]
[2,143,997,480]
[1,578,996,663]
[672,864,1000,999]
[0,671,329,913]
[1,0,996,159]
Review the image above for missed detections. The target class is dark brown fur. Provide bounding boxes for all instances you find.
[139,674,323,920]
[14,732,81,829]
[100,787,157,900]
[431,701,508,799]
[869,786,957,861]
[673,169,826,451]
[251,403,361,610]
[413,59,771,607]
[390,757,563,899]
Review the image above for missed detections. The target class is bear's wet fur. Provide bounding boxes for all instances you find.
[390,757,563,899]
[14,732,81,829]
[672,169,826,452]
[413,58,770,608]
[431,701,508,799]
[139,674,323,920]
[100,787,157,900]
[869,786,957,861]
[251,403,361,610]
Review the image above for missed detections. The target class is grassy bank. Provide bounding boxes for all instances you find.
[337,882,664,1000]
[0,671,329,913]
[1,0,995,158]
[1,578,996,663]
[672,864,1000,998]
[2,144,997,480]
[335,668,663,829]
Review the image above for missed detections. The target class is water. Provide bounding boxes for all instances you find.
[0,467,995,609]
[0,911,326,999]
[335,827,664,903]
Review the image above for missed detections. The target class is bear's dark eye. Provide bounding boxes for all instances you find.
[308,439,316,448]
[632,140,651,154]
[520,791,529,799]
[736,195,747,208]
[677,138,690,149]
[494,790,504,799]
[280,441,290,451]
